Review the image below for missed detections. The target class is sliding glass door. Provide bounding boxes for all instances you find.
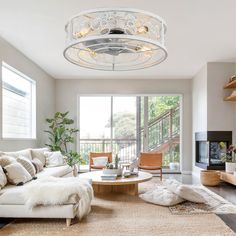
[78,95,181,170]
[79,96,137,164]
[140,96,180,169]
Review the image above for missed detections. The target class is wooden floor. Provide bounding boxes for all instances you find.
[1,173,236,232]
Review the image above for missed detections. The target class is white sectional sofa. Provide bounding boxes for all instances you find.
[0,148,80,226]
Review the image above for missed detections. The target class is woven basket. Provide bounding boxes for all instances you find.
[200,170,221,186]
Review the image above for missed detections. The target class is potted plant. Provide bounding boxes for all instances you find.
[103,154,122,176]
[45,111,85,176]
[221,144,236,173]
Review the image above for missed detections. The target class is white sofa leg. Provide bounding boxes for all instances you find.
[66,218,72,227]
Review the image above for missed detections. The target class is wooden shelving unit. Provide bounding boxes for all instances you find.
[224,79,236,101]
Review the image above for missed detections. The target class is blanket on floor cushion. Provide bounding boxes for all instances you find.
[23,176,93,220]
[164,179,206,203]
[139,185,185,206]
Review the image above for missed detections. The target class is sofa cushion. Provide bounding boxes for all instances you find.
[17,156,36,177]
[0,166,7,189]
[0,155,17,167]
[1,149,32,160]
[31,148,48,166]
[4,163,32,185]
[36,165,73,178]
[0,184,26,204]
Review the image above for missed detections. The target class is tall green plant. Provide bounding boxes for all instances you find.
[45,111,84,166]
[45,111,78,153]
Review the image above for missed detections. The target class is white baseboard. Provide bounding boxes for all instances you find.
[181,171,192,175]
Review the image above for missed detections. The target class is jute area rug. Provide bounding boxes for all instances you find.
[1,178,235,236]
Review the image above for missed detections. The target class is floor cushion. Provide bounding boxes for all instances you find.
[139,186,185,206]
[164,179,206,203]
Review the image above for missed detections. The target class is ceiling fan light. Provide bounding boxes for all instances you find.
[64,8,167,71]
[74,27,91,38]
[137,25,149,34]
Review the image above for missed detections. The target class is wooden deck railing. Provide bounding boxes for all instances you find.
[79,105,180,164]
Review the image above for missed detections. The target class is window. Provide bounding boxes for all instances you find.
[79,95,181,170]
[2,62,36,139]
[79,96,137,164]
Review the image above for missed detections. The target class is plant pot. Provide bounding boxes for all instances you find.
[73,164,79,177]
[102,168,122,176]
[200,170,221,186]
[225,162,236,173]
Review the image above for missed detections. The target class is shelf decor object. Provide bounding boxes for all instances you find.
[63,8,167,71]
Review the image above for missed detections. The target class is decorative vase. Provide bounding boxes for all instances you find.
[73,164,79,177]
[225,162,236,173]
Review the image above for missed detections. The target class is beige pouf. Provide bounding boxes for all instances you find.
[200,170,221,186]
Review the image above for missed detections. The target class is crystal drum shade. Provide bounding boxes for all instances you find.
[64,8,167,71]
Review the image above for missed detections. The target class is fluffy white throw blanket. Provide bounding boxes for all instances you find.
[23,176,93,220]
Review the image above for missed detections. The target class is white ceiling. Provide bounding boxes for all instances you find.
[0,0,236,79]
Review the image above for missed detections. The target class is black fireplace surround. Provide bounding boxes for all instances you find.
[195,131,232,170]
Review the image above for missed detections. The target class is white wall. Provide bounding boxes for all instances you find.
[55,78,192,173]
[207,62,236,138]
[0,37,55,151]
[192,62,236,175]
[192,65,207,174]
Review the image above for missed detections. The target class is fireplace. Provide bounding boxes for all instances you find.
[195,131,232,170]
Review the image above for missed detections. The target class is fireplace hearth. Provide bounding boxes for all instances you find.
[195,131,232,170]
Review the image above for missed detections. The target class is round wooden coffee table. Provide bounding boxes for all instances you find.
[79,171,152,195]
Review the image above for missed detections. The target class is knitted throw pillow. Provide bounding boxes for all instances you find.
[31,158,44,173]
[4,163,32,185]
[0,155,17,167]
[17,156,36,177]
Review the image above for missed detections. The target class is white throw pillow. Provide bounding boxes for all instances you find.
[164,179,206,203]
[140,186,185,206]
[44,151,65,167]
[92,156,108,166]
[4,163,32,185]
[0,166,7,189]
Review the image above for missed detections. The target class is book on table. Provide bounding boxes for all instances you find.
[101,174,117,180]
